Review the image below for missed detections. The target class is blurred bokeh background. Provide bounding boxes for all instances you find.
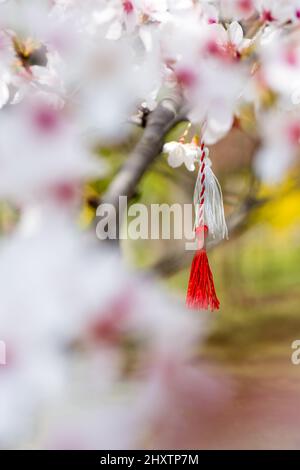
[80,122,300,449]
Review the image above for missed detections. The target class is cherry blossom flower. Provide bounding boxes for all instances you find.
[255,111,300,183]
[0,205,131,446]
[210,20,251,60]
[254,0,300,23]
[0,97,105,202]
[163,141,202,171]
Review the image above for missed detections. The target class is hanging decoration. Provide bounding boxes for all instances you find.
[163,125,228,311]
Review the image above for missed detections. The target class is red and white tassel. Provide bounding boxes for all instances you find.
[186,141,227,311]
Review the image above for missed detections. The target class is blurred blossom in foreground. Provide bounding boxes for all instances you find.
[0,201,212,448]
[0,97,105,203]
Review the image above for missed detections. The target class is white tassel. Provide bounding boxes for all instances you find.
[194,150,228,242]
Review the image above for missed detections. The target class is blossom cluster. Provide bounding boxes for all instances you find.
[0,1,299,187]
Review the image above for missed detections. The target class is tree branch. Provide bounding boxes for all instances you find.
[100,93,184,236]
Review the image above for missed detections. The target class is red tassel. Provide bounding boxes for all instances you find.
[186,249,220,311]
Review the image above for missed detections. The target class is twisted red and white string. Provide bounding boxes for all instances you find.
[193,141,209,249]
[197,142,206,228]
